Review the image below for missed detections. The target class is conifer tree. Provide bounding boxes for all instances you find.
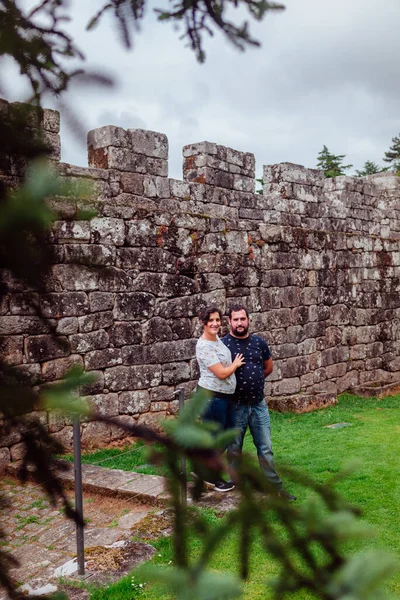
[383,134,400,173]
[355,160,387,177]
[317,145,352,178]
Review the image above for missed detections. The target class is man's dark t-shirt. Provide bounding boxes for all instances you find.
[221,333,271,404]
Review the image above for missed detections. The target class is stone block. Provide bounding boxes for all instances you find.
[9,292,40,315]
[264,163,324,187]
[0,447,11,471]
[128,128,168,159]
[162,362,191,384]
[51,221,90,243]
[98,267,133,292]
[52,264,99,291]
[51,426,74,451]
[43,108,60,133]
[41,354,83,381]
[280,356,309,378]
[119,390,150,414]
[89,292,116,312]
[0,335,23,365]
[150,386,176,402]
[143,317,173,344]
[0,316,54,335]
[121,345,149,365]
[87,125,130,151]
[151,339,196,364]
[78,311,114,333]
[90,217,125,246]
[271,377,301,395]
[269,391,337,413]
[80,370,104,395]
[64,244,116,266]
[84,393,119,417]
[131,273,199,298]
[104,364,162,391]
[41,292,89,317]
[25,335,69,362]
[114,292,155,320]
[56,317,79,334]
[108,322,142,347]
[117,247,176,273]
[70,330,109,353]
[81,421,111,449]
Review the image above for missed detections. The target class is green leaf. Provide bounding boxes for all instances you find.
[178,390,209,425]
[172,424,215,448]
[214,428,239,450]
[326,551,398,599]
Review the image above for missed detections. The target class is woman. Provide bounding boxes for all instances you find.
[196,305,245,492]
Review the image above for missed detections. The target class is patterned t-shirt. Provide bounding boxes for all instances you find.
[196,336,236,395]
[221,333,271,404]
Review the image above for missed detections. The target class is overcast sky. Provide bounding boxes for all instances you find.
[4,0,400,179]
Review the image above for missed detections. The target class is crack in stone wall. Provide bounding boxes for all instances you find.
[1,97,400,461]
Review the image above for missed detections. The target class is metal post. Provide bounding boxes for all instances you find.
[73,412,85,575]
[175,388,187,507]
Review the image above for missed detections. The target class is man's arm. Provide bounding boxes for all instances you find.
[263,358,273,378]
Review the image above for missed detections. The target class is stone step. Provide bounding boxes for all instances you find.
[6,460,169,506]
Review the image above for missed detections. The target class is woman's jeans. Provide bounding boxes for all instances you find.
[227,400,283,490]
[202,397,235,433]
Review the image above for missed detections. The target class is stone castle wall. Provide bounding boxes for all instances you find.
[1,97,400,461]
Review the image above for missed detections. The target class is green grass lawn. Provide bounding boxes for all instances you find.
[78,393,400,599]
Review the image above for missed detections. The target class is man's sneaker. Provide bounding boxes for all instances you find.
[277,489,297,501]
[214,479,235,492]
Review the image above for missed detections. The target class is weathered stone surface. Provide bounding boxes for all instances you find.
[108,321,142,347]
[119,390,150,414]
[84,348,122,370]
[162,362,191,384]
[41,292,89,317]
[25,335,69,362]
[98,267,133,292]
[117,247,176,273]
[52,264,99,291]
[105,365,162,391]
[56,316,79,334]
[114,292,155,320]
[121,345,149,365]
[89,291,116,312]
[81,421,111,448]
[41,354,83,381]
[129,128,168,159]
[70,330,109,353]
[143,317,173,344]
[0,316,54,335]
[0,335,23,365]
[90,217,125,246]
[269,391,337,413]
[78,311,114,332]
[64,244,116,266]
[84,393,119,417]
[52,220,90,243]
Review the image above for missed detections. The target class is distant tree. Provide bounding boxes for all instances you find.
[256,177,264,194]
[316,145,353,178]
[383,134,400,173]
[355,160,388,177]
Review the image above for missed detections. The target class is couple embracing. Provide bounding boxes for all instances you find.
[196,304,296,500]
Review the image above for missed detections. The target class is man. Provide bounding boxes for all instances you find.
[222,305,296,500]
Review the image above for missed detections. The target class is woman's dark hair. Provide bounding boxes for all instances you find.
[227,304,249,319]
[198,305,222,324]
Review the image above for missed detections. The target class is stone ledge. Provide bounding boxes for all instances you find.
[350,379,400,399]
[6,459,168,506]
[268,392,337,414]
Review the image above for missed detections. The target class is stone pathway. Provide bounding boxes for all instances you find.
[0,462,238,598]
[0,464,167,598]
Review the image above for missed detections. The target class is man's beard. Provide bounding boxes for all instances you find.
[232,325,249,337]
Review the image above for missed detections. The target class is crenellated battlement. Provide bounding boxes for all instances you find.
[0,97,400,461]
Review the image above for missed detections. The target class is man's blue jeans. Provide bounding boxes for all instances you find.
[227,400,283,490]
